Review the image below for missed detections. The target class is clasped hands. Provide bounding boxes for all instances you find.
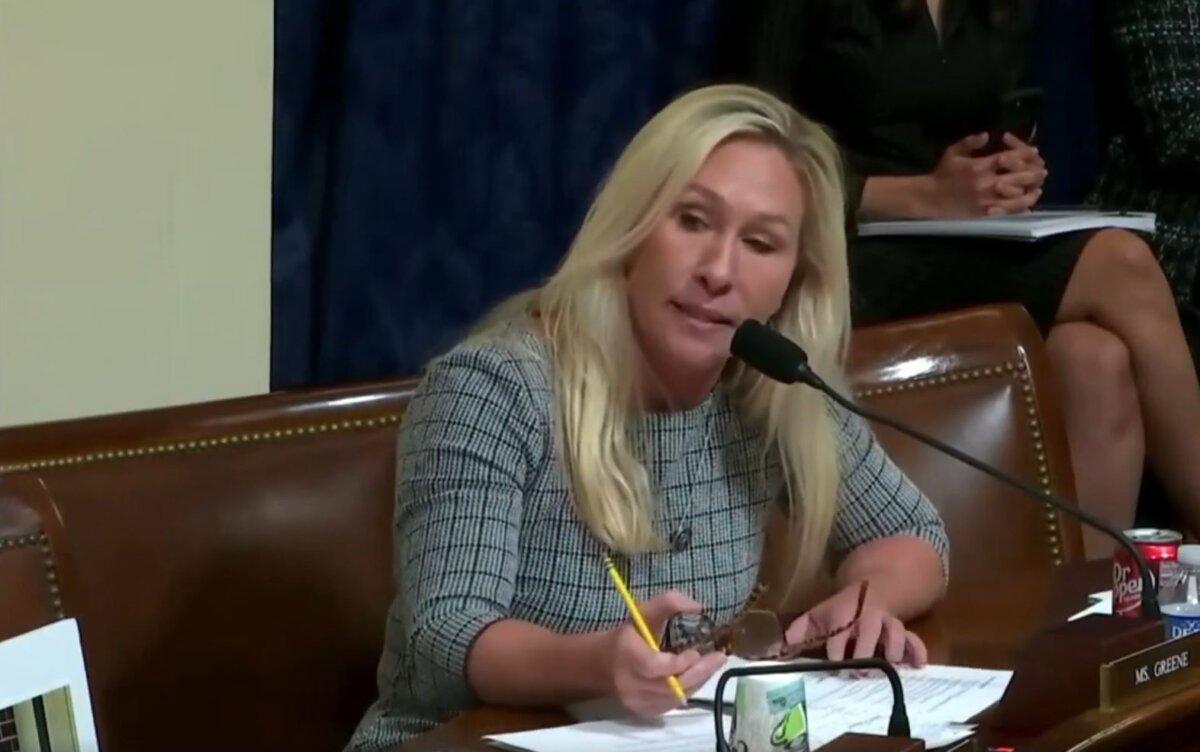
[929,131,1047,217]
[604,583,927,717]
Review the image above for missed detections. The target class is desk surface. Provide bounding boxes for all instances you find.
[398,561,1200,752]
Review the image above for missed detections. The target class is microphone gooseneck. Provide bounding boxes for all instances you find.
[712,659,911,751]
[730,319,1161,620]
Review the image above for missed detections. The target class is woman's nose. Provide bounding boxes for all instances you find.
[695,234,737,293]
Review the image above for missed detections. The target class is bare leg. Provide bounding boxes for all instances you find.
[1046,322,1144,558]
[1055,230,1200,534]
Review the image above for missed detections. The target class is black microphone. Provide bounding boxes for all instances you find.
[730,319,1161,620]
[711,659,911,751]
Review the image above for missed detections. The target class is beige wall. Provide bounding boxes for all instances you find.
[0,1,272,426]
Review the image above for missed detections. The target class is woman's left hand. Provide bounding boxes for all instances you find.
[783,582,928,667]
[987,133,1048,214]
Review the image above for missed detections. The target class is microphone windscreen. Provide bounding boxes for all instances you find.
[730,320,808,384]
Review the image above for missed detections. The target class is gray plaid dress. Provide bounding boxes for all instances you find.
[346,327,948,750]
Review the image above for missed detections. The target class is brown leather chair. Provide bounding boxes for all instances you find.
[0,382,416,752]
[846,304,1083,582]
[758,304,1085,617]
[0,303,1082,752]
[0,494,60,641]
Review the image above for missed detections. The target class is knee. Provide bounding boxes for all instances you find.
[1081,230,1170,301]
[1046,323,1140,431]
[1048,323,1132,383]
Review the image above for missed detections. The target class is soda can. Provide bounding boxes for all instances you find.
[730,675,809,752]
[1114,528,1182,618]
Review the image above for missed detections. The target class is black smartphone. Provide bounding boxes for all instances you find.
[975,87,1044,156]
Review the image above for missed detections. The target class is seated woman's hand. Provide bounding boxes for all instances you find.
[928,132,1045,218]
[783,582,928,667]
[987,132,1047,214]
[602,589,727,716]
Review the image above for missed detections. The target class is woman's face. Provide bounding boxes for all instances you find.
[626,137,805,402]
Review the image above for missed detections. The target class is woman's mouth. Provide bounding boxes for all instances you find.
[671,300,735,329]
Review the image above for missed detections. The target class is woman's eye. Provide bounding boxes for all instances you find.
[678,212,708,232]
[746,237,776,253]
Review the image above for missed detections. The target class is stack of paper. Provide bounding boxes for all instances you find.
[484,658,1012,751]
[856,210,1155,242]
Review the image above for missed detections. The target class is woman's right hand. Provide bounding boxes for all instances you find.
[602,589,728,717]
[927,132,1043,218]
[927,132,1005,217]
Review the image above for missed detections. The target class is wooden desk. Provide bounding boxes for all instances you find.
[400,561,1200,751]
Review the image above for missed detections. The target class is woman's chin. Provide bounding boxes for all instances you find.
[666,342,729,382]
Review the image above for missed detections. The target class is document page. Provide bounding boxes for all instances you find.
[694,657,1009,717]
[485,658,1011,751]
[485,709,723,752]
[485,703,974,751]
[797,662,1013,721]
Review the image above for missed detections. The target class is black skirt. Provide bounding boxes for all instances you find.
[848,231,1094,333]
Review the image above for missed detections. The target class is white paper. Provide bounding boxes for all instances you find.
[487,658,1008,751]
[1068,590,1113,621]
[486,710,973,752]
[487,704,973,751]
[486,708,724,752]
[857,210,1155,242]
[694,657,1011,722]
[0,619,100,752]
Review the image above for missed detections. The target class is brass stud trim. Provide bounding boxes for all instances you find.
[2,531,66,619]
[0,413,403,474]
[0,533,40,550]
[857,356,1064,565]
[40,532,65,619]
[1019,360,1064,565]
[854,361,1015,399]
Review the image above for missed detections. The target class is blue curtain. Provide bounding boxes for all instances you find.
[273,1,719,387]
[1030,0,1100,204]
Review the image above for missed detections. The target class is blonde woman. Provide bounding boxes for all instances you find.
[346,84,947,750]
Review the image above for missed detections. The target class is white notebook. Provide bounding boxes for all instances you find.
[857,210,1155,242]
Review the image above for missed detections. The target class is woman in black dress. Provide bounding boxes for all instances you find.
[719,0,1200,555]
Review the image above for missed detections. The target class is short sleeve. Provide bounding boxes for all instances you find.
[827,400,950,576]
[391,341,548,712]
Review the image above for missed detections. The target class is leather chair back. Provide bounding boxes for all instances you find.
[847,305,1083,583]
[0,492,61,641]
[761,305,1084,614]
[0,382,415,752]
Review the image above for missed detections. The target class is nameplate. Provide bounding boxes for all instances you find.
[1099,629,1200,712]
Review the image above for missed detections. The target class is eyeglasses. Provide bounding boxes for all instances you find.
[663,581,869,660]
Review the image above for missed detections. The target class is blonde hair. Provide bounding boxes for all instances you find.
[476,84,850,596]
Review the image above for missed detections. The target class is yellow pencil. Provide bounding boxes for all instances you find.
[602,554,688,702]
